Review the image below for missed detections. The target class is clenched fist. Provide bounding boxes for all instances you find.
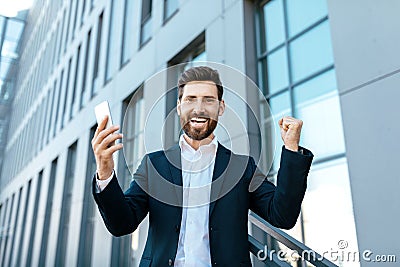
[91,116,123,180]
[278,116,303,152]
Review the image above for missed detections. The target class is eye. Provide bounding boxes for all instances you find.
[205,98,217,104]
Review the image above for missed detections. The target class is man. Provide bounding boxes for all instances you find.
[92,66,313,267]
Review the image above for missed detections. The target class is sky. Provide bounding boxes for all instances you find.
[0,0,34,17]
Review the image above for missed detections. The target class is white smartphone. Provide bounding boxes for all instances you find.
[94,101,113,129]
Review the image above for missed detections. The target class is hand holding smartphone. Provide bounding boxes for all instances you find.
[93,101,123,180]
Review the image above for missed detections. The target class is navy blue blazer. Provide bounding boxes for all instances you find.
[92,143,313,267]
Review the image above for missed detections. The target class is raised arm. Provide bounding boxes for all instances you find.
[249,116,313,229]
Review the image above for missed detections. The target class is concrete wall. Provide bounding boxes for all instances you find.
[327,0,400,265]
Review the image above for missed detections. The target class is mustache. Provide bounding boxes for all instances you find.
[181,114,217,123]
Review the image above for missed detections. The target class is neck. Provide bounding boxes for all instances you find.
[183,133,215,150]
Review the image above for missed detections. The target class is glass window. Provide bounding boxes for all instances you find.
[164,0,179,21]
[61,58,73,129]
[263,91,291,171]
[26,173,41,267]
[80,0,88,26]
[7,187,23,266]
[38,159,57,266]
[55,142,77,266]
[77,127,97,266]
[92,11,103,96]
[262,0,285,52]
[124,88,145,172]
[1,193,14,267]
[301,158,359,263]
[290,21,334,82]
[80,30,91,109]
[257,1,358,261]
[266,47,289,95]
[287,0,328,37]
[15,180,32,266]
[294,70,346,158]
[140,0,153,45]
[122,0,135,64]
[64,1,73,52]
[72,0,80,39]
[105,0,123,82]
[70,45,81,120]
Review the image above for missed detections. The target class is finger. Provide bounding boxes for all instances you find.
[99,133,123,150]
[94,125,120,146]
[104,143,124,155]
[94,116,109,139]
[282,120,291,131]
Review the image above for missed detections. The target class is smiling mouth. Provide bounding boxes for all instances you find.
[189,117,209,126]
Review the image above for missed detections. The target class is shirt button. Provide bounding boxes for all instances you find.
[210,227,213,231]
[168,259,173,266]
[175,225,180,232]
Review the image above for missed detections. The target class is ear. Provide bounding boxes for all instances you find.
[218,99,225,116]
[176,100,181,116]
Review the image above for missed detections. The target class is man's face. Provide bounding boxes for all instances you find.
[177,81,225,140]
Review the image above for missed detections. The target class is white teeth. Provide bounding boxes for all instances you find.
[190,117,207,123]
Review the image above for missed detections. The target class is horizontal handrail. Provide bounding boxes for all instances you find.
[248,212,338,267]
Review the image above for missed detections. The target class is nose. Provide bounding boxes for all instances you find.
[193,99,206,113]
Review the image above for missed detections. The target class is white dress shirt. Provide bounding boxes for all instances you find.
[174,135,217,267]
[96,135,218,267]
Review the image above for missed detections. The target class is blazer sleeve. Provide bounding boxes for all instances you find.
[92,155,150,236]
[249,145,313,229]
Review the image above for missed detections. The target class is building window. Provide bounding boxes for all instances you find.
[63,1,73,53]
[92,11,103,96]
[55,141,78,266]
[38,158,58,266]
[105,0,124,83]
[164,0,179,22]
[0,193,14,267]
[256,0,358,263]
[121,0,135,65]
[140,0,153,46]
[80,29,91,109]
[80,0,88,27]
[6,187,22,267]
[15,179,32,267]
[71,0,80,39]
[77,127,97,266]
[46,80,57,144]
[61,58,73,129]
[70,45,81,120]
[123,87,145,175]
[26,171,43,267]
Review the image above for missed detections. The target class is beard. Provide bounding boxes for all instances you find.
[180,114,218,141]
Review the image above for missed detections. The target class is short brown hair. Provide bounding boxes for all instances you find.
[177,66,223,100]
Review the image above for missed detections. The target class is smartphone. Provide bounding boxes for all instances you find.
[95,101,113,129]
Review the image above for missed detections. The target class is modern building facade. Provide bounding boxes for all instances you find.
[0,0,398,266]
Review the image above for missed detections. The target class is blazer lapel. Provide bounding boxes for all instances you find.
[165,145,183,205]
[209,143,231,216]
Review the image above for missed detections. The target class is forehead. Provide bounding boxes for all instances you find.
[181,81,218,97]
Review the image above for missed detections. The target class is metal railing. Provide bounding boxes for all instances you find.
[248,212,338,267]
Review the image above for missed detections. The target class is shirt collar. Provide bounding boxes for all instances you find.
[179,134,218,154]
